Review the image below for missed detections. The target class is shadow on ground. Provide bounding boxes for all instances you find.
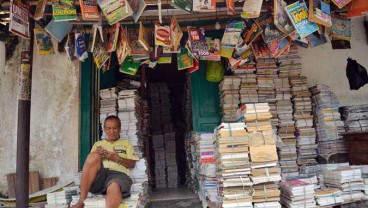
[148,198,203,208]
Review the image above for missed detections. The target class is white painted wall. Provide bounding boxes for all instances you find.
[0,40,80,195]
[299,16,368,106]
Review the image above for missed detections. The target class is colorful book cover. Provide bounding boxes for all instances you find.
[257,13,285,43]
[274,0,295,35]
[45,19,73,42]
[235,18,263,57]
[158,52,172,64]
[79,0,100,20]
[92,34,109,69]
[170,16,183,52]
[177,47,194,70]
[193,0,216,12]
[221,21,244,58]
[348,0,368,18]
[331,0,352,9]
[75,33,88,61]
[34,28,55,55]
[251,35,270,59]
[202,37,221,61]
[128,28,149,59]
[188,28,209,57]
[138,22,150,51]
[155,24,171,47]
[285,1,319,39]
[34,0,47,20]
[331,14,351,41]
[241,0,263,18]
[97,0,133,25]
[52,0,77,22]
[116,26,131,65]
[307,31,327,47]
[309,0,332,27]
[65,33,76,61]
[128,0,147,22]
[189,58,199,73]
[120,57,140,75]
[9,0,30,39]
[267,37,291,58]
[226,0,236,15]
[107,23,120,52]
[171,0,193,13]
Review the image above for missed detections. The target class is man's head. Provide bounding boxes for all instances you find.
[103,115,121,142]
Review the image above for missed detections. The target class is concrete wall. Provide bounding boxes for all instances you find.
[299,16,368,106]
[0,40,80,195]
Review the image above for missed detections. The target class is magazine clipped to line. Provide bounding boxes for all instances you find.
[79,0,100,21]
[9,0,30,39]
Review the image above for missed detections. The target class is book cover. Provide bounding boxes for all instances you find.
[120,57,140,75]
[189,57,199,73]
[331,14,351,40]
[158,52,172,64]
[97,0,133,25]
[107,23,120,52]
[128,28,149,58]
[128,0,147,22]
[241,0,263,19]
[331,0,352,9]
[155,24,171,47]
[267,37,291,58]
[138,22,150,51]
[79,0,100,20]
[75,33,88,61]
[34,0,47,20]
[45,19,73,42]
[9,0,30,39]
[65,33,76,61]
[170,16,183,52]
[235,18,263,58]
[202,37,221,61]
[348,0,368,18]
[34,28,55,55]
[251,35,270,59]
[116,26,131,65]
[257,13,285,43]
[309,0,332,27]
[307,31,327,47]
[188,28,209,57]
[274,0,295,35]
[285,1,319,39]
[52,0,77,22]
[90,24,103,52]
[170,0,193,13]
[292,37,309,48]
[193,0,216,12]
[92,33,109,69]
[221,21,244,58]
[177,47,194,70]
[226,0,236,15]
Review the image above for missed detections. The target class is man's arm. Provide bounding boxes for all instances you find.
[107,151,137,169]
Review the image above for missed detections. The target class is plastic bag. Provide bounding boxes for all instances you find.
[206,61,224,82]
[346,57,368,90]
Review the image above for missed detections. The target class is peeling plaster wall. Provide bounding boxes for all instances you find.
[299,16,368,106]
[0,40,80,195]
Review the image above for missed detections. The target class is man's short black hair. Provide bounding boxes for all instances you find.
[104,115,121,127]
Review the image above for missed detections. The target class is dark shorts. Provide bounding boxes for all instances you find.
[90,164,133,196]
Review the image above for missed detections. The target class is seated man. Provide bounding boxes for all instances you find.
[72,115,139,208]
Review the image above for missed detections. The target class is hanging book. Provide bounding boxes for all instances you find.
[309,0,332,27]
[92,31,109,69]
[188,27,209,57]
[251,35,270,59]
[235,18,263,57]
[128,0,147,22]
[203,37,221,61]
[120,57,140,75]
[79,0,100,21]
[9,0,30,39]
[292,37,309,48]
[226,0,236,15]
[221,21,244,58]
[34,0,47,20]
[256,13,285,43]
[138,22,150,51]
[170,16,183,52]
[189,58,199,73]
[285,1,319,39]
[128,28,149,60]
[307,31,327,47]
[65,33,76,61]
[107,23,120,52]
[171,0,193,13]
[97,0,133,25]
[116,26,131,65]
[90,24,103,52]
[155,24,171,47]
[267,37,291,58]
[52,0,77,22]
[274,0,295,35]
[34,28,55,55]
[241,0,263,19]
[331,0,352,9]
[331,14,351,41]
[177,47,194,70]
[347,0,368,18]
[45,19,73,42]
[193,0,216,12]
[158,51,172,64]
[75,33,88,61]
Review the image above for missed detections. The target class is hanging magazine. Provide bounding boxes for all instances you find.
[309,0,332,27]
[155,24,171,47]
[34,28,55,55]
[241,0,263,19]
[9,0,30,39]
[138,22,150,51]
[45,19,73,42]
[107,23,120,52]
[221,21,244,58]
[256,13,284,43]
[226,0,236,15]
[285,1,319,39]
[52,0,77,22]
[171,0,193,13]
[193,0,216,12]
[331,0,352,9]
[177,47,194,70]
[331,14,351,41]
[34,0,47,20]
[170,16,183,52]
[188,27,209,57]
[116,26,131,65]
[128,0,147,22]
[128,28,149,60]
[274,0,295,35]
[92,33,109,70]
[79,0,100,21]
[97,0,133,25]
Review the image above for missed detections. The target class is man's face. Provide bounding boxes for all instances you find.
[104,119,121,142]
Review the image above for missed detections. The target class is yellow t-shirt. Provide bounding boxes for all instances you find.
[91,139,139,176]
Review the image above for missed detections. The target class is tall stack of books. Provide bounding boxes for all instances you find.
[280,179,316,208]
[135,89,150,157]
[339,105,368,133]
[239,74,258,104]
[232,63,256,75]
[220,76,241,122]
[310,85,347,159]
[215,123,252,208]
[185,133,196,191]
[46,188,78,208]
[99,87,118,139]
[315,188,344,206]
[165,132,178,188]
[126,158,149,208]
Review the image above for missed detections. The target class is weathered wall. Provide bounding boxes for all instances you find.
[299,16,368,106]
[0,40,80,195]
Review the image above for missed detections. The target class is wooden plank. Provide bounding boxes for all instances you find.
[6,173,16,198]
[6,171,40,197]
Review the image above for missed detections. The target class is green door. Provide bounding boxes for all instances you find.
[190,61,221,132]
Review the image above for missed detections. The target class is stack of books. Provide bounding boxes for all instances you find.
[185,133,196,191]
[232,63,256,75]
[340,104,368,133]
[99,87,118,138]
[278,45,302,78]
[237,103,272,132]
[280,179,316,208]
[315,188,344,206]
[239,74,258,104]
[46,189,78,208]
[219,76,241,122]
[165,132,178,188]
[128,158,149,208]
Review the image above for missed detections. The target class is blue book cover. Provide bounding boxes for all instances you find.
[45,19,73,42]
[285,1,319,39]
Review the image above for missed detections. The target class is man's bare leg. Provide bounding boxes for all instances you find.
[105,182,122,208]
[71,152,102,208]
